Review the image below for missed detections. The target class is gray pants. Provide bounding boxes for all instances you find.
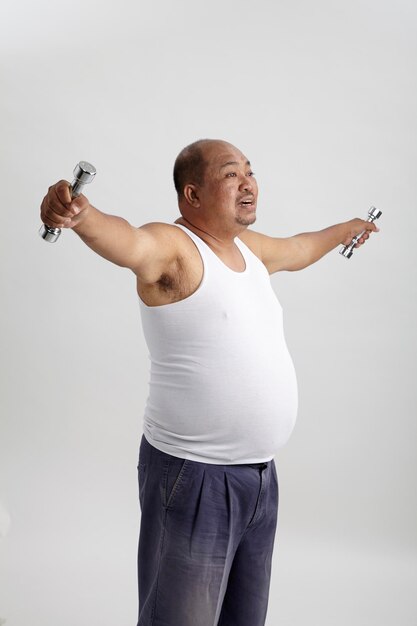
[137,433,279,626]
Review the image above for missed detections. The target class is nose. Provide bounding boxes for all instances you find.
[239,174,253,192]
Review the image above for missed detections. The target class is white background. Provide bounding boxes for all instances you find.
[1,0,416,624]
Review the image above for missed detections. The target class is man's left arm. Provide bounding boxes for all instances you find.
[250,218,380,274]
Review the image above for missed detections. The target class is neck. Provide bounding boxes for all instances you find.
[182,217,224,242]
[176,216,241,248]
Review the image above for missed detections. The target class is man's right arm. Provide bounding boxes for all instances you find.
[40,180,172,283]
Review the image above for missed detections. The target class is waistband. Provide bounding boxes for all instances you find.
[233,462,269,469]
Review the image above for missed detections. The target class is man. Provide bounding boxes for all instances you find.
[40,139,378,626]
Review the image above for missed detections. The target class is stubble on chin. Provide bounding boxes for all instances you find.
[235,213,257,226]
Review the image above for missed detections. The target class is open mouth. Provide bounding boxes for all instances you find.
[238,198,255,208]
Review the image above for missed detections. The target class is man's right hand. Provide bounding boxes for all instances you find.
[40,180,90,230]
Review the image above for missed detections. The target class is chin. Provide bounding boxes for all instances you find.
[236,213,257,226]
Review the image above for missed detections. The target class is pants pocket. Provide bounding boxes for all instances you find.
[163,456,190,509]
[137,462,147,511]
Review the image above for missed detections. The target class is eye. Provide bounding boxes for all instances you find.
[226,172,237,177]
[248,171,255,177]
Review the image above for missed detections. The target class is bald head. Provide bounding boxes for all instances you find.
[173,139,236,199]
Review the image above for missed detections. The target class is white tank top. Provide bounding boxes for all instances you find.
[138,223,298,464]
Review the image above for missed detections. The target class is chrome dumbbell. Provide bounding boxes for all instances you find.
[339,206,382,259]
[39,161,96,243]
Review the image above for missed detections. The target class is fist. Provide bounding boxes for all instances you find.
[40,180,90,229]
[342,218,380,248]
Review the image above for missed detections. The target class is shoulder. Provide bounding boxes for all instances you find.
[239,228,305,274]
[137,221,193,252]
[138,220,181,238]
[237,228,263,261]
[139,220,195,237]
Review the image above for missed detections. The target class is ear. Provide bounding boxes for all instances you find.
[183,184,200,208]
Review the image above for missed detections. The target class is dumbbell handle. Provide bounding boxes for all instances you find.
[339,206,382,259]
[39,161,96,243]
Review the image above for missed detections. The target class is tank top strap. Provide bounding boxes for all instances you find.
[172,223,211,256]
[172,222,254,275]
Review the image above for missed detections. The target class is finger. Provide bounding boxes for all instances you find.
[42,214,71,228]
[43,213,72,228]
[51,185,78,217]
[54,180,73,205]
[42,198,72,227]
[45,192,75,219]
[51,183,86,220]
[43,197,67,221]
[69,194,88,215]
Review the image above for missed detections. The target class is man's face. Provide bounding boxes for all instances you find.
[197,142,258,227]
